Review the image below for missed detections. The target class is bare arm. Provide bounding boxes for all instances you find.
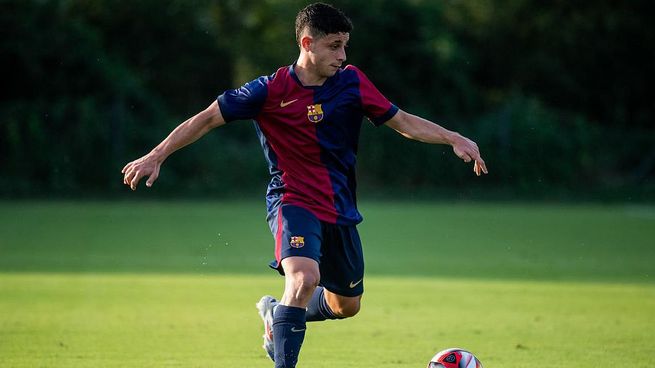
[121,101,225,190]
[385,109,488,176]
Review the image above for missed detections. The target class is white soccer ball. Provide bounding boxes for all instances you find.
[427,348,483,368]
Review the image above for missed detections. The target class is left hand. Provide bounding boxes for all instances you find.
[450,133,488,176]
[121,152,163,191]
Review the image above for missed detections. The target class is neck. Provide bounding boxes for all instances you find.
[295,54,327,86]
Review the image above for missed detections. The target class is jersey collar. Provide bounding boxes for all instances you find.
[289,62,341,90]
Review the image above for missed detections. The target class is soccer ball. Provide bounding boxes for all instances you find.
[427,348,483,368]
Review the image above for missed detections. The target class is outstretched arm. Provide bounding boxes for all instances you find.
[121,101,225,190]
[385,109,488,176]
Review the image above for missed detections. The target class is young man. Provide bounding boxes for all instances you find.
[122,3,488,367]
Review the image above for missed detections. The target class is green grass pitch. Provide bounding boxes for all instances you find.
[1,201,654,367]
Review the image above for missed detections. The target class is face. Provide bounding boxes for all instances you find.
[303,32,349,78]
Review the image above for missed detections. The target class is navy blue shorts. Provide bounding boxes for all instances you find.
[267,204,364,297]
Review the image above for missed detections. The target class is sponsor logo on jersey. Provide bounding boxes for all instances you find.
[290,236,305,248]
[307,104,324,123]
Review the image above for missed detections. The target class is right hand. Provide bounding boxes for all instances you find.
[121,153,162,191]
[450,133,488,177]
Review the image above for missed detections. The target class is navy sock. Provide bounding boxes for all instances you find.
[305,286,341,322]
[273,305,306,368]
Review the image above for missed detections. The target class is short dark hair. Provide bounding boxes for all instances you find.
[295,3,353,44]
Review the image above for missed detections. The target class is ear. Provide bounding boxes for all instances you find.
[300,35,313,52]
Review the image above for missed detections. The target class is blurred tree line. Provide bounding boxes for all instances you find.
[1,0,653,200]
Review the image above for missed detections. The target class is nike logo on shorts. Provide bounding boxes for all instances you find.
[349,278,363,288]
[291,327,306,333]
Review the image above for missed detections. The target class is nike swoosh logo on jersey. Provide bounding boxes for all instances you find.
[280,99,298,108]
[349,278,363,288]
[290,327,306,333]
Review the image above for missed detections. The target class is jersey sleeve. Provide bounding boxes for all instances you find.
[353,66,399,126]
[216,74,272,123]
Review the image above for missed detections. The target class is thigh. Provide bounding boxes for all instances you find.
[319,224,365,297]
[267,205,323,273]
[324,288,362,314]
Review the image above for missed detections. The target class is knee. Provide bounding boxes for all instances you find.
[291,272,320,293]
[282,257,321,302]
[331,298,361,318]
[287,270,320,300]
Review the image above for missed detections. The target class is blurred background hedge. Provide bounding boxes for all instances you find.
[1,0,653,200]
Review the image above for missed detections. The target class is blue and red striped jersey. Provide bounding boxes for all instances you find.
[217,64,398,225]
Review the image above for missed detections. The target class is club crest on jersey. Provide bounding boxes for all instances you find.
[307,104,324,123]
[290,236,305,248]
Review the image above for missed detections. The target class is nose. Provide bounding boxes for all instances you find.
[337,46,346,62]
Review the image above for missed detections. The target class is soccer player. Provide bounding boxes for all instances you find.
[122,3,488,367]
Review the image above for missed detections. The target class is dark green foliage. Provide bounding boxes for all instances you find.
[1,0,653,199]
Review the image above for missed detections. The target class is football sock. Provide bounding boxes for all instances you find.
[305,286,341,321]
[273,304,306,368]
